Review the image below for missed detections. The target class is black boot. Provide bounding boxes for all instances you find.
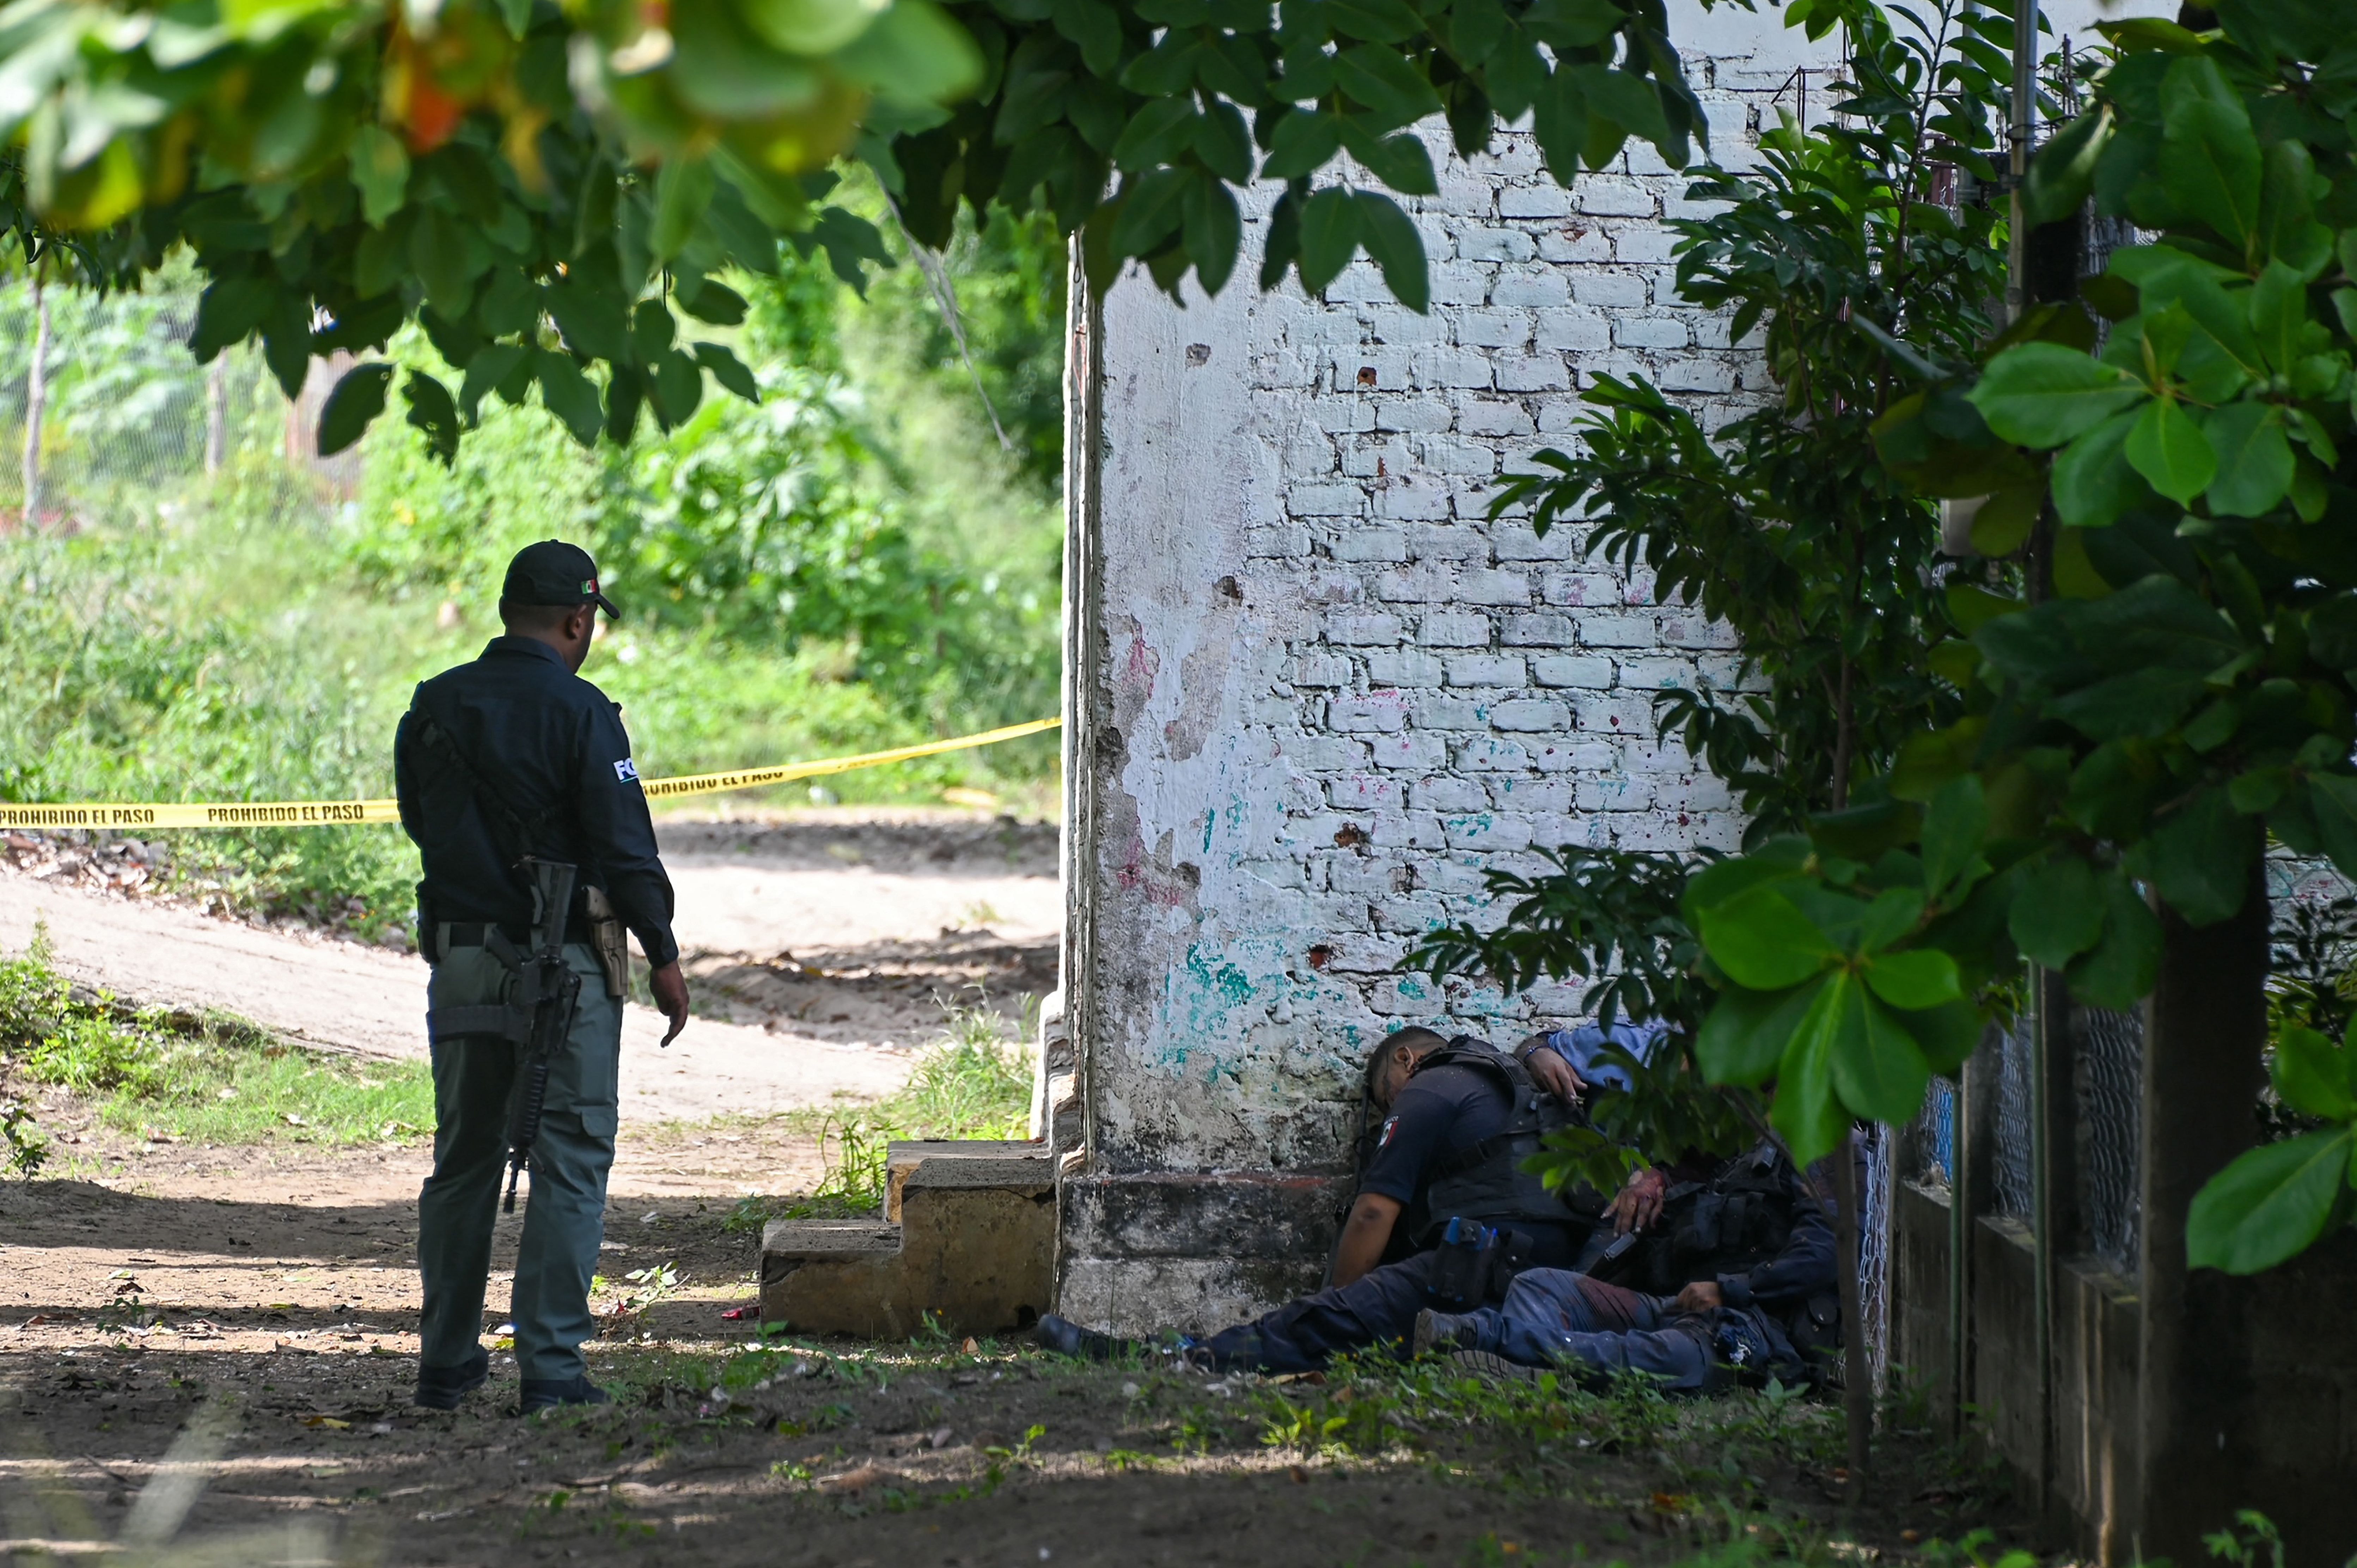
[1032,1313,1132,1361]
[520,1376,613,1415]
[413,1346,490,1411]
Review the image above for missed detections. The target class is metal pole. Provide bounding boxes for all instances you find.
[2004,0,2038,327]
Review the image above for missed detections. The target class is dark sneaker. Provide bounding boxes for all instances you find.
[413,1347,489,1411]
[1033,1313,1130,1361]
[520,1376,613,1415]
[1447,1348,1548,1385]
[1412,1309,1477,1357]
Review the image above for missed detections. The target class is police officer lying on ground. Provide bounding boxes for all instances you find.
[1412,1133,1852,1392]
[396,540,692,1415]
[1035,1025,1604,1372]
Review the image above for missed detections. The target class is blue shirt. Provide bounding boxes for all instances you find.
[1539,1018,1673,1092]
[395,637,678,967]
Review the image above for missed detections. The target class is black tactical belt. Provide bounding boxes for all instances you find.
[442,921,529,948]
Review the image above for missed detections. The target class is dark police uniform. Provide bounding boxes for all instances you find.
[1186,1038,1593,1374]
[394,541,678,1400]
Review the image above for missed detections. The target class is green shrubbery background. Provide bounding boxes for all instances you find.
[0,182,1066,944]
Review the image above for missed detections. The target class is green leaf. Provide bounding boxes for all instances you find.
[1181,173,1242,295]
[1969,343,2149,448]
[1696,977,1826,1086]
[190,276,276,363]
[316,362,392,456]
[1325,0,1424,43]
[2160,76,2261,250]
[2124,396,2216,504]
[1333,43,1443,131]
[1919,775,1987,902]
[1771,974,1853,1166]
[2066,873,2162,1009]
[495,0,531,36]
[2051,406,2147,528]
[2186,1129,2356,1275]
[648,348,704,429]
[2248,261,2311,374]
[1864,949,1962,1011]
[1833,987,1935,1126]
[410,206,478,320]
[259,293,312,400]
[1697,884,1840,991]
[1352,190,1428,313]
[534,350,605,448]
[2307,774,2357,884]
[631,299,676,365]
[1262,111,1344,181]
[652,157,715,263]
[1905,1000,1983,1076]
[2022,106,2111,227]
[1296,184,1363,294]
[1519,0,1623,49]
[1338,121,1437,196]
[2136,786,2255,927]
[693,341,761,403]
[2009,854,2106,968]
[1194,101,1254,184]
[1050,0,1125,77]
[458,342,528,423]
[678,277,748,325]
[2272,1025,2357,1122]
[2202,400,2295,518]
[1108,167,1190,259]
[741,0,885,53]
[1853,886,1927,954]
[402,370,461,467]
[2047,666,2210,742]
[1567,65,1668,156]
[1111,95,1201,172]
[347,125,409,227]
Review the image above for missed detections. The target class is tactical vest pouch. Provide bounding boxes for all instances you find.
[1424,1217,1537,1309]
[582,885,628,999]
[1426,1217,1499,1310]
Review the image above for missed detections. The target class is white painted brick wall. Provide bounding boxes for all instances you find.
[1059,0,2015,1328]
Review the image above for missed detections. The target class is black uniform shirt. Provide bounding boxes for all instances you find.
[394,636,679,968]
[1359,1062,1514,1205]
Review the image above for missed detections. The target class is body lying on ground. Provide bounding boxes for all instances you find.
[1038,1044,1850,1395]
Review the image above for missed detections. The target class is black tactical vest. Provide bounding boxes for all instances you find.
[1394,1042,1587,1253]
[1612,1139,1803,1295]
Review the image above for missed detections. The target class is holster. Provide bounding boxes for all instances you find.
[1424,1218,1535,1310]
[582,884,628,999]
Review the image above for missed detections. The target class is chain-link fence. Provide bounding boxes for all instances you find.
[1,272,324,533]
[1992,1012,2037,1220]
[2076,1007,2143,1271]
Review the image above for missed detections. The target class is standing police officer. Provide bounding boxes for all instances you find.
[395,540,691,1415]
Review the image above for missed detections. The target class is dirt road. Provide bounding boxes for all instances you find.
[0,812,1062,1123]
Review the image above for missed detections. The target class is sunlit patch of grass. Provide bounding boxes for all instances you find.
[0,926,431,1150]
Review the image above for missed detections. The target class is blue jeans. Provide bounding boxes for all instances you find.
[1455,1269,1714,1390]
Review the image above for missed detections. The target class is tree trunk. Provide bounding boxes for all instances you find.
[204,355,228,475]
[21,274,48,527]
[2133,865,2267,1556]
[1832,1129,1871,1503]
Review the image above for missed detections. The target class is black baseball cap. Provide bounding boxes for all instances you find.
[502,540,619,618]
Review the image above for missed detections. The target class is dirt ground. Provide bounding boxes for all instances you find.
[0,813,2025,1565]
[0,1110,2020,1568]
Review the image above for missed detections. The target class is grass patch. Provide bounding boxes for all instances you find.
[726,998,1033,1228]
[0,926,432,1158]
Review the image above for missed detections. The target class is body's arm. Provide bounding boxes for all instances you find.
[1329,1193,1404,1287]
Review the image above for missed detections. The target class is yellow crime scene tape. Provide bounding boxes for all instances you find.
[0,717,1062,833]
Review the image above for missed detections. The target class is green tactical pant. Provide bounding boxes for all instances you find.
[417,941,621,1384]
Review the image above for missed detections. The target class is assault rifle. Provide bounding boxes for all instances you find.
[424,856,582,1213]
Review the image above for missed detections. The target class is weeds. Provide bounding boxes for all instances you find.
[0,927,432,1148]
[767,997,1033,1213]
